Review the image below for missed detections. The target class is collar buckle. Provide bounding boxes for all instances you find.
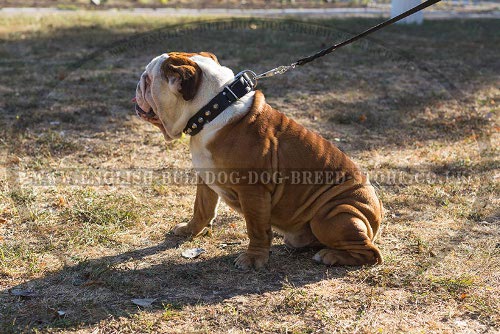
[236,70,258,90]
[223,85,239,102]
[224,70,257,102]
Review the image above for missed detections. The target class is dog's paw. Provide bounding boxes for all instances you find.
[172,223,192,237]
[313,249,341,266]
[234,252,269,270]
[313,248,379,266]
[172,223,209,237]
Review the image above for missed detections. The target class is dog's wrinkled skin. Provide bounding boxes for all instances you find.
[135,52,383,270]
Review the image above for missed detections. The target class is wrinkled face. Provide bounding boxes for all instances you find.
[134,52,220,141]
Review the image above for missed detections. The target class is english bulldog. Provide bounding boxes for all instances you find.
[135,51,383,270]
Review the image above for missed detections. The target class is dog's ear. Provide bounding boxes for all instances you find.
[161,55,202,101]
[198,51,219,65]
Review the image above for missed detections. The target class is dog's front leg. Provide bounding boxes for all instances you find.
[234,188,272,270]
[172,179,219,237]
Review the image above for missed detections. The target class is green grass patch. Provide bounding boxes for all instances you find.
[0,242,44,277]
[60,189,143,247]
[9,188,36,206]
[55,4,80,10]
[430,274,475,296]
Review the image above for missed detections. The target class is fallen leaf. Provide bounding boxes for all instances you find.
[10,289,38,298]
[0,218,7,224]
[359,114,367,123]
[460,293,468,300]
[71,277,85,286]
[53,196,66,207]
[181,248,205,259]
[131,298,156,308]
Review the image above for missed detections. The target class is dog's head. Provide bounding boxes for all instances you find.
[134,52,233,141]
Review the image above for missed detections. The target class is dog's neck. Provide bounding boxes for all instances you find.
[189,90,255,153]
[186,59,256,150]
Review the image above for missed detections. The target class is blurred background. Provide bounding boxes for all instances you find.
[1,0,499,9]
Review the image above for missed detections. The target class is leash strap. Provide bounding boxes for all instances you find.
[184,70,257,136]
[183,0,441,136]
[255,0,442,80]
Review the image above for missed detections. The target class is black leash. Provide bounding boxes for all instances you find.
[183,0,442,136]
[255,0,442,80]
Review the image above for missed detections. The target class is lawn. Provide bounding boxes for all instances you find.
[0,11,498,333]
[0,0,387,10]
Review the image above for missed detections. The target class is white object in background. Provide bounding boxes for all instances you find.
[391,0,424,24]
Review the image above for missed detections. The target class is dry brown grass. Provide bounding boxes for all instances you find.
[0,12,498,333]
[0,0,383,10]
[2,0,497,11]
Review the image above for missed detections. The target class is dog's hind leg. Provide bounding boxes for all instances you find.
[310,206,382,266]
[282,224,322,249]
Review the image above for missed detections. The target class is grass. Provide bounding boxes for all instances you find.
[0,11,499,333]
[0,242,44,278]
[0,0,389,9]
[2,0,498,10]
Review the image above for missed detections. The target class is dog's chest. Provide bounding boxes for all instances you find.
[188,93,255,211]
[190,137,242,212]
[190,136,214,170]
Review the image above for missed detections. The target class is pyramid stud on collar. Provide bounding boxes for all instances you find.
[198,117,204,123]
[192,124,197,129]
[205,111,211,116]
[213,103,219,109]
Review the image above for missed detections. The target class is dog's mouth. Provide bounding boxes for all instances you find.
[135,103,160,122]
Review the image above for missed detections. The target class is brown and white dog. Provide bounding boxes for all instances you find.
[135,52,383,270]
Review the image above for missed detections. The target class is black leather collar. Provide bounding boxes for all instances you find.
[183,71,257,136]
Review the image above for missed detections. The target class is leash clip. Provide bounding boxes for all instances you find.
[255,64,296,80]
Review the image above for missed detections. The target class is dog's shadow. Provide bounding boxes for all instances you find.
[0,234,356,331]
